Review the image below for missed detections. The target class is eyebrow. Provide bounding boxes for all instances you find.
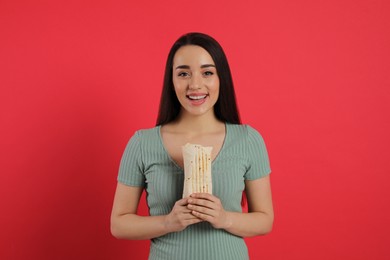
[175,64,216,70]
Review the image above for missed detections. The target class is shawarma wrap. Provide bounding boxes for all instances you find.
[182,143,213,198]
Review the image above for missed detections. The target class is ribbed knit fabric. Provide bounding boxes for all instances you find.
[118,123,271,260]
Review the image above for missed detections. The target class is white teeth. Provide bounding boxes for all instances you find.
[188,95,207,100]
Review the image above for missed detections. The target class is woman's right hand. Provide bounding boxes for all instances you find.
[111,184,202,240]
[164,197,203,232]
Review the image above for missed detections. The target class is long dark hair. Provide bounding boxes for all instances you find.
[156,32,241,126]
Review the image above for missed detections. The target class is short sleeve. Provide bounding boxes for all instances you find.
[117,131,145,187]
[245,125,271,180]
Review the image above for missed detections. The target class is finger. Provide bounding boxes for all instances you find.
[181,213,204,224]
[184,212,203,220]
[191,210,213,222]
[175,197,190,206]
[188,204,214,217]
[188,198,215,210]
[190,193,218,202]
[185,218,204,225]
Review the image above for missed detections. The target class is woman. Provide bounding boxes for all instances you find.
[111,32,274,260]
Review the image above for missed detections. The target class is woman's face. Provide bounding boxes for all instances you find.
[172,45,220,118]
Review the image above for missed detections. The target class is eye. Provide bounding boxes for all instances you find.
[203,71,214,76]
[177,71,190,77]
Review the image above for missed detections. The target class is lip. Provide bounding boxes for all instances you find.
[186,93,208,105]
[186,92,208,97]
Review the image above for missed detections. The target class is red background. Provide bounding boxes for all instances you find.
[1,0,389,259]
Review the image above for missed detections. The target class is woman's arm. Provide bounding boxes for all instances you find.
[188,175,274,237]
[110,182,203,240]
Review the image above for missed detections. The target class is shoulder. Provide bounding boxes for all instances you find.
[124,126,160,149]
[226,123,263,138]
[133,126,160,138]
[226,124,267,151]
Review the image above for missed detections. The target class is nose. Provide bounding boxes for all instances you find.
[188,74,202,90]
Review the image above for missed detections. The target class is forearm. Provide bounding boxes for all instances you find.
[111,214,169,240]
[223,211,273,237]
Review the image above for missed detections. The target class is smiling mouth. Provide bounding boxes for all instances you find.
[187,95,208,100]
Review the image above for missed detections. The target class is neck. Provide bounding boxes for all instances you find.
[174,110,223,134]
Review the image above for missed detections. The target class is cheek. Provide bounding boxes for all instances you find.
[173,85,189,104]
[209,78,220,93]
[173,80,185,94]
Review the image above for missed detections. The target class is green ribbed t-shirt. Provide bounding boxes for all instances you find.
[118,123,271,260]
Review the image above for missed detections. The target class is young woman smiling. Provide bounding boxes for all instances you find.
[111,32,273,260]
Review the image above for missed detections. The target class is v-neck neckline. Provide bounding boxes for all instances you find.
[157,123,228,171]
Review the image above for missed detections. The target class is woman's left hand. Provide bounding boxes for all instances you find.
[187,193,232,229]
